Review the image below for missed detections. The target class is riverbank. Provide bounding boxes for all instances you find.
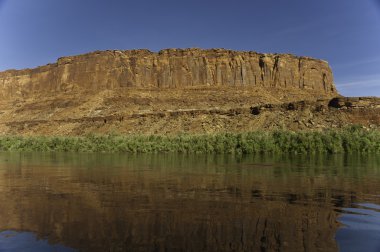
[0,127,378,154]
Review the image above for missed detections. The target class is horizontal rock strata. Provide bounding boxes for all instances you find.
[0,48,336,99]
[1,95,379,135]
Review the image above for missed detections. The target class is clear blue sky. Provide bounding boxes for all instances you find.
[0,0,379,96]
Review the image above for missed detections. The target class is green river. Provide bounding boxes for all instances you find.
[0,153,379,252]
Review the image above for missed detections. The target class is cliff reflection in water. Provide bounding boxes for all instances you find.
[0,153,379,252]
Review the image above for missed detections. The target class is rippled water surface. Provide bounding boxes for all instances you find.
[0,153,379,252]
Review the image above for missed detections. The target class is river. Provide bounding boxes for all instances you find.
[0,153,379,252]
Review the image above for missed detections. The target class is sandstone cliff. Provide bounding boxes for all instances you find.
[0,48,378,136]
[0,48,336,98]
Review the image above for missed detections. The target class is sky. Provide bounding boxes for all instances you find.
[0,0,379,96]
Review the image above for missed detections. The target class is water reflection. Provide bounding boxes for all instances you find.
[0,230,75,251]
[0,153,379,251]
[336,203,380,252]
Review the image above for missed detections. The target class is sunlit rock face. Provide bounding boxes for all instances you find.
[0,48,336,98]
[0,48,346,136]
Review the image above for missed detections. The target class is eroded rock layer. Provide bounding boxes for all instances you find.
[0,48,336,98]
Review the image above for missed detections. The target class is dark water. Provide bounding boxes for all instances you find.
[0,153,379,252]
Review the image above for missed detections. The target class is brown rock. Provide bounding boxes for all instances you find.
[328,97,380,109]
[0,48,336,99]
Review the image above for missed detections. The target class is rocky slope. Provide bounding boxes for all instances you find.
[0,48,378,135]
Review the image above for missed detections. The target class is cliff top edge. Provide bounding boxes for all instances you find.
[1,48,329,73]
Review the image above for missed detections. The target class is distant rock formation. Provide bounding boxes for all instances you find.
[0,48,336,98]
[4,48,373,136]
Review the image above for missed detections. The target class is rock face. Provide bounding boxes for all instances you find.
[328,97,380,109]
[0,48,336,99]
[3,48,369,136]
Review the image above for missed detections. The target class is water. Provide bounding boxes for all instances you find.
[0,153,379,252]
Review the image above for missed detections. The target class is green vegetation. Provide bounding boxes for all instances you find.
[0,127,378,154]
